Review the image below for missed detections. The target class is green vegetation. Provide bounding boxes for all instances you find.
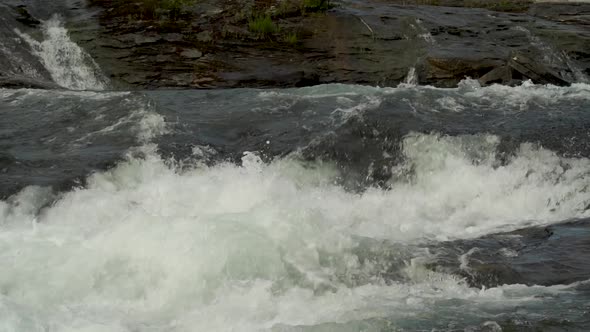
[302,0,332,12]
[249,14,279,36]
[272,0,333,18]
[161,0,195,20]
[90,0,319,44]
[275,0,300,17]
[87,0,196,21]
[284,32,299,44]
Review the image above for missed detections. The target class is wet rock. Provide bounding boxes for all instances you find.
[196,30,213,42]
[155,54,174,63]
[74,0,590,89]
[115,34,161,46]
[0,153,16,174]
[429,218,590,288]
[0,75,63,90]
[478,65,513,86]
[420,57,503,87]
[170,73,194,85]
[218,67,317,88]
[162,33,183,42]
[180,49,203,59]
[508,51,571,86]
[14,5,40,27]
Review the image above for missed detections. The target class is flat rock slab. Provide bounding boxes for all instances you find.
[63,0,590,88]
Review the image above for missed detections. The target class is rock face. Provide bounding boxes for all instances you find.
[15,5,41,27]
[428,218,590,288]
[508,51,571,86]
[8,0,590,89]
[0,76,63,90]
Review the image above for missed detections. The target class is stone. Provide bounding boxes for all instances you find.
[76,0,590,89]
[163,33,183,42]
[0,75,63,90]
[171,73,194,85]
[180,49,203,59]
[508,51,570,86]
[420,57,503,87]
[196,30,213,43]
[478,65,512,86]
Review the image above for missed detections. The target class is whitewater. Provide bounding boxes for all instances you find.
[1,10,590,332]
[2,81,590,331]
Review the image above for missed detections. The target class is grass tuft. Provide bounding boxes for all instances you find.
[284,32,298,44]
[302,0,332,11]
[90,0,196,21]
[249,14,279,36]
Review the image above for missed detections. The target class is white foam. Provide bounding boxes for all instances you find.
[331,95,382,120]
[257,83,386,99]
[436,95,465,112]
[0,132,588,331]
[15,15,107,91]
[259,80,590,107]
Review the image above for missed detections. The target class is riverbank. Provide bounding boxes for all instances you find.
[7,0,590,89]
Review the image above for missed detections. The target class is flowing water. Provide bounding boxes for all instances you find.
[2,4,590,332]
[15,15,108,91]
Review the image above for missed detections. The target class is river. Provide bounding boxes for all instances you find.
[1,4,590,332]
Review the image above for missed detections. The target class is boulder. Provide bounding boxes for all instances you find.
[478,65,513,85]
[180,49,203,59]
[420,57,504,87]
[508,51,571,86]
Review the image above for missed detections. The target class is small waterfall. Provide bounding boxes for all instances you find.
[411,19,436,45]
[515,26,588,83]
[15,15,107,90]
[403,67,418,85]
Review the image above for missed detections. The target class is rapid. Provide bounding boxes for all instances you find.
[1,4,590,332]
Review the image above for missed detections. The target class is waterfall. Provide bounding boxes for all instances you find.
[515,25,589,83]
[15,15,108,90]
[403,67,418,85]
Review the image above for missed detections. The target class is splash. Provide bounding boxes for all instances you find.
[515,26,589,83]
[1,131,589,331]
[412,19,436,45]
[2,82,590,331]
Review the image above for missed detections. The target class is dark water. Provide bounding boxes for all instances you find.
[1,2,590,332]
